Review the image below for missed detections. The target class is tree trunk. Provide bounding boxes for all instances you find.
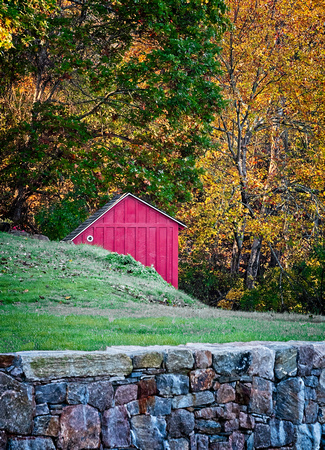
[231,228,245,274]
[245,236,262,289]
[10,186,27,223]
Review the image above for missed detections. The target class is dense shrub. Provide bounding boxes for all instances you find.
[240,245,325,315]
[35,196,89,241]
[179,261,236,306]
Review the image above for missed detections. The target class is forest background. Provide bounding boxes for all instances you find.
[1,0,324,315]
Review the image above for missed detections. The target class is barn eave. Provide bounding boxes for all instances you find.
[62,193,186,243]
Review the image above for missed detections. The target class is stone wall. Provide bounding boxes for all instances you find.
[1,341,325,449]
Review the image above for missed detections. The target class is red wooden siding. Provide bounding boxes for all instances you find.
[72,195,182,288]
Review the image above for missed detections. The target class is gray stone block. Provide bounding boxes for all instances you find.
[146,396,172,416]
[274,346,297,380]
[312,343,325,369]
[166,349,194,372]
[168,437,190,450]
[126,399,140,416]
[66,383,88,404]
[33,415,59,437]
[172,394,194,409]
[316,369,325,405]
[156,374,189,396]
[193,391,215,406]
[0,431,7,450]
[8,437,55,450]
[194,419,221,435]
[168,409,195,438]
[212,349,251,377]
[35,403,50,416]
[254,423,271,449]
[35,382,66,404]
[305,376,319,388]
[102,405,131,448]
[191,433,209,449]
[88,380,114,411]
[131,415,167,450]
[269,418,295,447]
[0,372,34,434]
[276,377,304,424]
[294,423,321,450]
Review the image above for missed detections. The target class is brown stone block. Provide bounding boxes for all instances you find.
[33,415,59,437]
[0,354,16,368]
[115,383,138,405]
[138,377,157,398]
[57,405,100,449]
[228,431,245,450]
[194,406,218,419]
[194,350,212,369]
[239,411,255,429]
[235,381,251,405]
[216,383,236,404]
[224,402,240,420]
[224,418,239,432]
[190,368,216,392]
[249,377,273,416]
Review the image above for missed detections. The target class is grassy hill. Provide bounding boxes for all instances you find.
[1,232,325,352]
[0,232,197,309]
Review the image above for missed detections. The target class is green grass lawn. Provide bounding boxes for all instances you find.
[2,307,325,352]
[1,232,324,352]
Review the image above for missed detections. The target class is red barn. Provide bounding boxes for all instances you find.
[63,193,186,288]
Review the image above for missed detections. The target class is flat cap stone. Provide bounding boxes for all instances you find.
[18,351,132,380]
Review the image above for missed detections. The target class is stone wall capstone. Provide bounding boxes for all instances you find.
[1,341,325,449]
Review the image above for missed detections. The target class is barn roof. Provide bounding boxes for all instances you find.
[62,193,186,242]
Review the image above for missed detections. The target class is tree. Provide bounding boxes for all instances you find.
[0,0,228,233]
[179,0,325,309]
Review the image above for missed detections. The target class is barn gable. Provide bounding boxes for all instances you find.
[63,193,186,288]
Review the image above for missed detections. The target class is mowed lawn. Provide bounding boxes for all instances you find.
[2,306,325,352]
[1,233,324,352]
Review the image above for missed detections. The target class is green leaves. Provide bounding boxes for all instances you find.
[0,0,228,232]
